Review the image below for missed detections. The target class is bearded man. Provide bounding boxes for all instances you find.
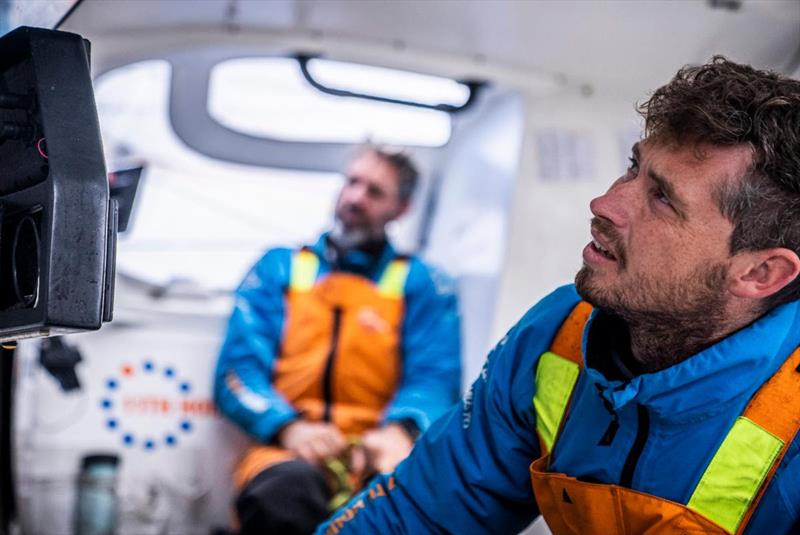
[215,146,461,535]
[319,58,800,535]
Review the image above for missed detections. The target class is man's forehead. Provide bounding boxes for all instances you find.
[347,152,399,184]
[640,139,753,187]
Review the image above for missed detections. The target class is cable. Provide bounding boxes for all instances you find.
[36,138,47,160]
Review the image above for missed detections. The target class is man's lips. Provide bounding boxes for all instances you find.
[583,229,618,264]
[591,235,616,260]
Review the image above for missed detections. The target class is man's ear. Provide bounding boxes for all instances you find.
[729,248,800,300]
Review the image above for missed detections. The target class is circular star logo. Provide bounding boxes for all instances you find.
[100,359,197,452]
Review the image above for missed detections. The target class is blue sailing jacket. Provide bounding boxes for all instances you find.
[318,284,800,534]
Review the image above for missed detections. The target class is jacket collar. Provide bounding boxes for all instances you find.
[582,300,800,421]
[309,232,397,279]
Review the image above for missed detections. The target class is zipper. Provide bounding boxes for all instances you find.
[620,404,649,487]
[322,306,343,422]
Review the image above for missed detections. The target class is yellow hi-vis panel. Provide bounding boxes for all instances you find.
[290,250,320,292]
[687,416,783,534]
[377,260,409,298]
[533,351,581,454]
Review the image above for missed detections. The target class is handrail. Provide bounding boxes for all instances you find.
[296,54,484,114]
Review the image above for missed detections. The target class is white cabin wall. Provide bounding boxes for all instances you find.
[491,91,642,341]
[423,87,525,386]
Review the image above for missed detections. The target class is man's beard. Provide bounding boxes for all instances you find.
[328,205,388,259]
[575,260,730,372]
[329,219,372,250]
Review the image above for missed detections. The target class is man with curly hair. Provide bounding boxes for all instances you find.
[319,58,800,534]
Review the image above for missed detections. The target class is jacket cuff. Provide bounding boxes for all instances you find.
[391,418,421,441]
[384,407,430,436]
[252,405,299,443]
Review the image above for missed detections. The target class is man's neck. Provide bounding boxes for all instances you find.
[624,307,759,373]
[324,232,388,272]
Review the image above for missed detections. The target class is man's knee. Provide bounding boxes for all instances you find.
[236,459,331,535]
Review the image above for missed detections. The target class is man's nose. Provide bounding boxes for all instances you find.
[589,178,633,227]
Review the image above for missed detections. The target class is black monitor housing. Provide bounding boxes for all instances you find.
[0,26,115,342]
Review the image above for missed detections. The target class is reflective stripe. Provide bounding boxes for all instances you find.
[377,259,409,298]
[687,416,783,534]
[533,351,581,454]
[735,346,800,530]
[290,250,319,292]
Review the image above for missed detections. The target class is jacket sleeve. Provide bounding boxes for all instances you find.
[316,285,581,535]
[213,248,299,442]
[382,261,461,432]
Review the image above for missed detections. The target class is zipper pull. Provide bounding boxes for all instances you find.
[595,384,620,446]
[598,418,619,446]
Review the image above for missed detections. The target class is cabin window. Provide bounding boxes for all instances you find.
[208,58,453,146]
[94,60,348,290]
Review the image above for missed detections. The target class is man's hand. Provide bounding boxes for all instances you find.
[361,423,415,474]
[278,420,346,465]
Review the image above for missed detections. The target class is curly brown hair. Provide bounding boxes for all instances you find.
[639,56,800,310]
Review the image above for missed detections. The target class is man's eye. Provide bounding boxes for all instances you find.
[619,157,639,182]
[652,187,671,206]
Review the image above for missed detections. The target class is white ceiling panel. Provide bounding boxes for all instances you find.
[60,0,800,98]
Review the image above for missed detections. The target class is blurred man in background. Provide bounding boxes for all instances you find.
[319,58,800,535]
[215,146,461,534]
